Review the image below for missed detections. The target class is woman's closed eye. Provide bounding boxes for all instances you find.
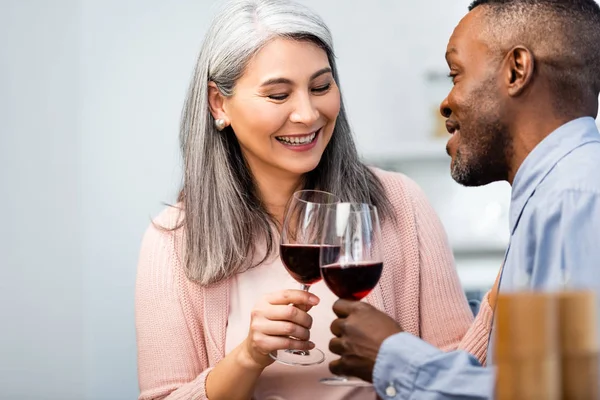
[266,83,332,101]
[311,82,332,94]
[268,93,289,101]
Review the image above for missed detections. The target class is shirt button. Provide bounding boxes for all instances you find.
[386,384,397,397]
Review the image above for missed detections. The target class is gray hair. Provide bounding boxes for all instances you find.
[173,0,392,285]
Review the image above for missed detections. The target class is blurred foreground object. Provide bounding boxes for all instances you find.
[494,291,599,400]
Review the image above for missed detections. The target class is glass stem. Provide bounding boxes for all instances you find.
[299,284,311,312]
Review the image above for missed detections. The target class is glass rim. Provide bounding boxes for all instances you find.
[325,202,378,213]
[291,189,339,205]
[320,260,383,268]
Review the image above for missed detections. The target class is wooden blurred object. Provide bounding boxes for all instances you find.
[494,292,560,400]
[494,291,600,399]
[558,291,599,400]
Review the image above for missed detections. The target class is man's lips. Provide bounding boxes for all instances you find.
[445,120,459,135]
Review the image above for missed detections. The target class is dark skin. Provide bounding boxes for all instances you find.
[443,8,597,186]
[328,6,598,383]
[328,300,402,382]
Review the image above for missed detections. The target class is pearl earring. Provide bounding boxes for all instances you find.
[215,119,226,131]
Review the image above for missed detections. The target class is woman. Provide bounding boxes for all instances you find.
[135,0,491,399]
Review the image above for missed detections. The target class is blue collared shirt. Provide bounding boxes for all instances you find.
[373,117,600,399]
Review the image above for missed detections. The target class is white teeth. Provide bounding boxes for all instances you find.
[276,131,317,146]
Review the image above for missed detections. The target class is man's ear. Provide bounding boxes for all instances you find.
[504,46,534,97]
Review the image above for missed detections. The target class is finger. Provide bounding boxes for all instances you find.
[258,304,313,329]
[254,333,315,354]
[292,301,316,313]
[279,337,316,352]
[329,358,344,376]
[329,357,370,382]
[329,337,344,355]
[254,319,311,341]
[336,355,374,383]
[332,299,355,318]
[265,289,320,307]
[330,317,346,337]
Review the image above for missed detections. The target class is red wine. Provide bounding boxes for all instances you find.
[321,262,383,300]
[280,244,340,285]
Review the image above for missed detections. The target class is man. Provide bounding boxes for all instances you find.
[328,0,600,398]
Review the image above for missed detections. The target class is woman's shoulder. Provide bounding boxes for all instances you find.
[138,204,186,267]
[150,203,185,230]
[369,166,429,208]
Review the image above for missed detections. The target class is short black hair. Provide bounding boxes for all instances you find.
[467,0,600,114]
[469,0,600,13]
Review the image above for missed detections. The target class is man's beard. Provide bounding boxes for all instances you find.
[451,117,512,187]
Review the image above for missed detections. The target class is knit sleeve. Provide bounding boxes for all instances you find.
[135,208,212,400]
[402,176,475,352]
[458,290,494,365]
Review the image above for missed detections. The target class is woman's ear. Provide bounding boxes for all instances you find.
[208,82,230,130]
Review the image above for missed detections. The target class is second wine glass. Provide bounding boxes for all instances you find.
[270,189,339,366]
[319,202,384,386]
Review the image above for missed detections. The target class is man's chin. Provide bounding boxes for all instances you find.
[451,170,500,187]
[451,161,486,187]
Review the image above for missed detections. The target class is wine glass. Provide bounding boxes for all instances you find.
[319,202,383,386]
[270,189,339,366]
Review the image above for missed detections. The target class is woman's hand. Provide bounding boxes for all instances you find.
[240,289,320,369]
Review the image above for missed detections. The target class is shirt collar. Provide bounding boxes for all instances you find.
[509,117,600,234]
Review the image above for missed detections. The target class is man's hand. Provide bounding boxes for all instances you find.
[328,299,402,382]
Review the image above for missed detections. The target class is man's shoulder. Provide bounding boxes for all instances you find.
[539,140,600,196]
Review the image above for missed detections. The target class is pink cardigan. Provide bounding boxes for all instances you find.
[135,169,494,400]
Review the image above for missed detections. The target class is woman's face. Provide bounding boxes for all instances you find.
[218,38,341,180]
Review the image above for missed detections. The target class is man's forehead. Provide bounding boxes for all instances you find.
[447,8,489,55]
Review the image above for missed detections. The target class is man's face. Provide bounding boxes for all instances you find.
[441,8,511,187]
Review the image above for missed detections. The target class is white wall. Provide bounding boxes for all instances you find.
[79,1,207,398]
[0,1,84,399]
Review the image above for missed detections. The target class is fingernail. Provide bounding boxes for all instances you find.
[309,295,319,305]
[308,341,316,349]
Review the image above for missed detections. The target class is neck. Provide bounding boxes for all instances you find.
[506,110,587,185]
[505,84,597,184]
[251,167,304,227]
